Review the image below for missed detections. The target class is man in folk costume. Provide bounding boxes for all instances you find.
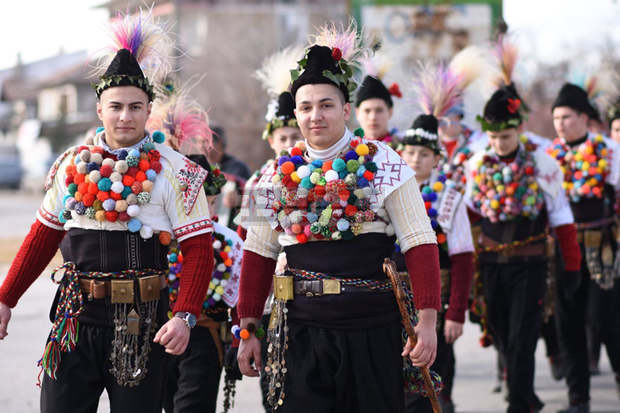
[464,82,582,413]
[236,22,442,412]
[236,46,304,241]
[355,51,402,148]
[397,63,475,413]
[0,11,214,412]
[147,89,242,413]
[548,82,620,412]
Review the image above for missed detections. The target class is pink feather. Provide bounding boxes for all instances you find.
[493,34,518,87]
[413,62,463,118]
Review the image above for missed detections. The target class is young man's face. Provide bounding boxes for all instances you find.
[355,98,392,139]
[97,86,151,149]
[611,119,620,143]
[400,145,440,181]
[294,83,350,150]
[487,127,520,157]
[552,106,588,142]
[268,126,302,157]
[438,114,463,141]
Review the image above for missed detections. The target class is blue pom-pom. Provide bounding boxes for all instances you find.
[142,142,155,152]
[290,155,304,166]
[300,177,314,190]
[311,159,323,168]
[121,186,132,199]
[168,252,178,263]
[146,169,157,181]
[231,325,241,339]
[152,130,165,143]
[431,220,439,229]
[102,198,116,211]
[128,149,141,158]
[97,177,112,192]
[75,202,86,215]
[87,162,99,172]
[428,208,438,218]
[95,127,104,134]
[306,212,318,223]
[117,150,128,160]
[356,166,366,176]
[357,177,369,187]
[438,175,447,183]
[422,193,430,202]
[345,150,358,161]
[128,218,142,233]
[58,209,68,224]
[332,158,346,172]
[278,156,290,166]
[429,192,438,202]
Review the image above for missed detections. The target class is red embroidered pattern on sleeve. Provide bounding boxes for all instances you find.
[174,219,213,240]
[177,158,209,215]
[37,206,62,228]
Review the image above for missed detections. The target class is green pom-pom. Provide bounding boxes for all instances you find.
[67,183,78,195]
[126,155,139,167]
[365,162,378,173]
[152,130,165,144]
[310,222,322,234]
[137,192,151,205]
[332,158,346,172]
[354,128,365,137]
[256,327,265,339]
[85,207,96,219]
[346,159,360,173]
[142,142,155,152]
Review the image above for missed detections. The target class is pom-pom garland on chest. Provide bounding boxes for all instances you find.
[420,172,452,245]
[471,138,544,223]
[59,134,164,239]
[271,137,380,243]
[546,135,609,202]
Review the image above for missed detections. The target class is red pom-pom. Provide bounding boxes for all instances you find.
[82,193,95,207]
[331,47,342,61]
[118,212,130,222]
[525,166,534,176]
[345,205,358,216]
[99,164,113,178]
[126,167,139,177]
[314,185,326,197]
[87,182,99,195]
[135,171,147,182]
[96,191,109,202]
[296,233,308,243]
[110,191,122,201]
[138,159,150,172]
[65,176,74,186]
[148,150,160,162]
[150,160,162,173]
[290,147,303,157]
[338,189,350,201]
[105,211,119,222]
[91,147,104,154]
[77,182,88,194]
[122,175,135,186]
[131,181,143,194]
[363,170,375,181]
[388,83,402,98]
[74,173,85,185]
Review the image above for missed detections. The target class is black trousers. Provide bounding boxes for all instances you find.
[481,260,547,413]
[555,262,620,405]
[275,320,405,413]
[162,326,222,413]
[40,323,166,413]
[404,316,454,412]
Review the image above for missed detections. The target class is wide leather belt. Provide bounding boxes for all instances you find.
[79,274,166,301]
[479,234,546,257]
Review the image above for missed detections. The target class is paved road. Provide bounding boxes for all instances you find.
[0,190,618,412]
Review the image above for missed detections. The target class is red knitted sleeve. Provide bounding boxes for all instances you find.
[236,250,276,319]
[172,233,214,316]
[555,223,581,272]
[236,225,247,241]
[0,221,65,308]
[404,244,441,310]
[445,252,474,323]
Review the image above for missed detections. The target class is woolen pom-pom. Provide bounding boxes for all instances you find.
[79,150,91,162]
[85,207,96,219]
[111,181,124,194]
[131,181,143,194]
[75,202,86,215]
[97,178,112,192]
[151,130,165,143]
[99,164,113,178]
[127,204,140,217]
[137,192,151,205]
[95,210,106,222]
[105,211,118,222]
[115,200,128,212]
[159,231,172,246]
[102,198,116,211]
[90,153,103,165]
[76,162,88,175]
[139,225,153,239]
[126,194,138,205]
[128,218,142,232]
[126,155,139,168]
[145,169,157,181]
[141,180,154,192]
[114,160,129,174]
[109,172,122,182]
[118,212,130,222]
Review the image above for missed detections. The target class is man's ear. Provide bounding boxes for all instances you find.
[96,101,103,121]
[517,123,525,133]
[343,102,351,121]
[147,101,152,117]
[388,107,394,119]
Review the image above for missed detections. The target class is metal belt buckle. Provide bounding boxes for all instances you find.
[89,280,106,300]
[111,280,135,304]
[139,275,161,302]
[322,279,341,295]
[273,275,294,301]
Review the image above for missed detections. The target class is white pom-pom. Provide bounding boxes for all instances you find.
[127,204,141,217]
[139,225,153,239]
[111,181,124,194]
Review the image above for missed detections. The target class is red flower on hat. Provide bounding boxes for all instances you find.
[331,48,342,61]
[388,83,402,98]
[507,98,521,114]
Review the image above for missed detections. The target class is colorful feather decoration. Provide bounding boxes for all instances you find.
[254,45,305,98]
[312,19,368,66]
[93,8,174,84]
[360,49,393,81]
[148,89,212,156]
[413,62,462,119]
[449,45,499,92]
[492,34,518,87]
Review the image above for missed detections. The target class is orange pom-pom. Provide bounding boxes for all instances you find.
[224,258,233,267]
[280,161,295,175]
[240,329,250,340]
[135,171,147,182]
[96,191,109,201]
[363,170,375,181]
[73,173,85,185]
[291,223,302,234]
[88,182,99,195]
[82,193,95,207]
[139,159,150,171]
[159,231,172,246]
[74,192,83,202]
[122,175,135,186]
[436,233,447,244]
[322,160,333,173]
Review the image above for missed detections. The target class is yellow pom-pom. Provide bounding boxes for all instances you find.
[355,144,369,156]
[581,162,590,171]
[595,135,603,142]
[490,200,500,210]
[291,171,301,183]
[574,153,583,161]
[95,210,106,222]
[529,182,538,191]
[598,159,607,169]
[272,175,281,185]
[215,285,225,295]
[432,181,444,192]
[496,185,505,193]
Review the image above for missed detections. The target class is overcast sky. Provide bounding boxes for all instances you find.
[0,0,618,70]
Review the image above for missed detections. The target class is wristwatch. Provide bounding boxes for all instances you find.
[174,312,197,329]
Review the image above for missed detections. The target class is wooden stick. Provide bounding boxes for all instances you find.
[383,258,442,413]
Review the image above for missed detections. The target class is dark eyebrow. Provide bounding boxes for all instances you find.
[298,97,335,105]
[108,101,144,105]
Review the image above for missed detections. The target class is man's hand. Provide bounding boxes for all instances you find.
[444,319,463,344]
[402,308,437,367]
[237,317,262,377]
[0,302,11,340]
[153,316,190,355]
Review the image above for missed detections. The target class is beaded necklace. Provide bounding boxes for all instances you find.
[471,138,544,223]
[272,135,379,243]
[167,231,234,316]
[60,132,165,239]
[546,134,609,202]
